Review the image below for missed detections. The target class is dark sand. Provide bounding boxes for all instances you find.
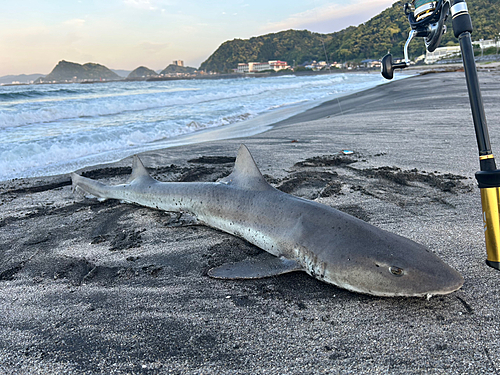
[1,68,500,374]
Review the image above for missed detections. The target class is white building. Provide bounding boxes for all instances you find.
[425,38,500,64]
[236,63,248,73]
[303,60,332,70]
[425,46,461,64]
[269,60,289,71]
[475,39,499,49]
[237,60,290,73]
[360,59,381,68]
[237,62,269,73]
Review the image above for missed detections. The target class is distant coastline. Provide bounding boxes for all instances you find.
[1,67,387,87]
[2,57,481,87]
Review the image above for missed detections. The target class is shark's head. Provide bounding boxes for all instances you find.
[311,222,464,297]
[332,246,464,298]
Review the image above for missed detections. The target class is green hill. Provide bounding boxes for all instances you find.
[200,29,334,73]
[0,73,45,84]
[159,64,197,75]
[127,66,158,79]
[39,60,120,82]
[200,0,500,72]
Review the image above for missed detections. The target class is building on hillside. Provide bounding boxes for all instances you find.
[269,60,288,71]
[425,38,500,64]
[236,63,247,73]
[302,60,331,71]
[360,59,381,68]
[425,46,461,64]
[474,39,499,49]
[237,62,269,73]
[237,60,290,73]
[172,60,184,67]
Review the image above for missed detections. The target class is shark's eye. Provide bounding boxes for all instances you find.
[389,266,404,276]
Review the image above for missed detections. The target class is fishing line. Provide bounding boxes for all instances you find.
[313,0,331,67]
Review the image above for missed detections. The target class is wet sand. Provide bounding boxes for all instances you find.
[1,69,500,374]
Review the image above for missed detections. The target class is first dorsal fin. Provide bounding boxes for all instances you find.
[220,145,272,190]
[127,155,156,184]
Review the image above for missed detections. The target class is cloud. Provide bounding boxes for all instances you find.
[63,19,86,28]
[137,41,172,54]
[123,0,173,10]
[124,0,153,8]
[261,0,395,33]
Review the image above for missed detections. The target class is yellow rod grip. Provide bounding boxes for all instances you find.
[480,187,500,263]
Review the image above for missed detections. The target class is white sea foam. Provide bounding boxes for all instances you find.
[0,73,407,181]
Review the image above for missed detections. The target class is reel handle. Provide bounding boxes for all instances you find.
[381,54,408,80]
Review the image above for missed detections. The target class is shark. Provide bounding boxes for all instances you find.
[71,144,464,297]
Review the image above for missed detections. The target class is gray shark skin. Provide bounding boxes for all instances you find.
[71,145,464,297]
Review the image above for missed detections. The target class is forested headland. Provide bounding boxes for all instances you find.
[199,0,500,72]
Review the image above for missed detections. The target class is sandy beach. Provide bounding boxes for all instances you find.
[2,68,500,374]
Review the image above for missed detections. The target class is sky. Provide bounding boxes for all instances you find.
[0,0,396,76]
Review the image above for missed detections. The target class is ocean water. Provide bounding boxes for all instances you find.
[0,73,398,181]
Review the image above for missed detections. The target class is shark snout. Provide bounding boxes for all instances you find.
[327,253,464,298]
[411,262,464,296]
[369,258,464,297]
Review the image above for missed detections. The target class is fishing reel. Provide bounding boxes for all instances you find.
[382,0,450,79]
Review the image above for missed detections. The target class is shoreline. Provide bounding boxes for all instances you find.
[1,68,377,86]
[0,72,402,183]
[0,63,469,87]
[2,70,500,373]
[3,60,499,87]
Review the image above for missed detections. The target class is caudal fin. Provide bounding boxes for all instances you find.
[71,155,155,200]
[71,172,110,200]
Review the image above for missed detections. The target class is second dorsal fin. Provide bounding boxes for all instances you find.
[220,145,272,190]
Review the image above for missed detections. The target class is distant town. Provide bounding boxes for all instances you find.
[235,60,355,73]
[236,38,500,73]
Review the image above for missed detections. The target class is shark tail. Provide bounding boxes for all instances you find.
[71,155,155,201]
[71,172,111,201]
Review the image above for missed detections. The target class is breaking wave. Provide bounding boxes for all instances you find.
[0,88,83,100]
[0,73,401,181]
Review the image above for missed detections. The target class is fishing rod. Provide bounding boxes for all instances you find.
[381,0,500,270]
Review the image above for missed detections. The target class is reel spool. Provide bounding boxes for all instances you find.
[412,0,438,21]
[408,0,449,52]
[423,1,449,52]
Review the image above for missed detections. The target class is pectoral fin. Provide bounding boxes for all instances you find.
[208,254,304,279]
